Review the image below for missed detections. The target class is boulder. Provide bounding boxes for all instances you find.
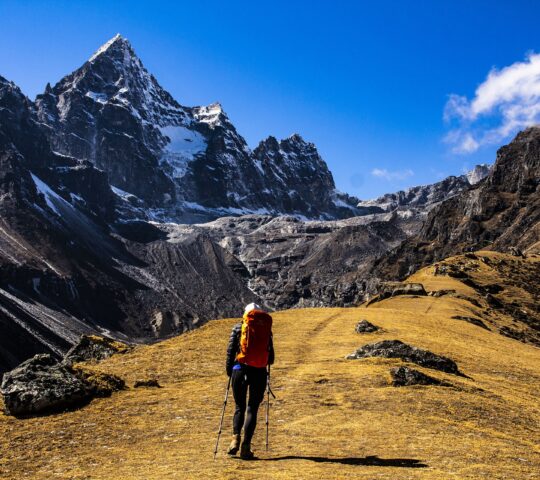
[1,354,125,416]
[64,335,131,364]
[1,354,93,416]
[347,339,461,375]
[390,366,451,387]
[355,320,380,333]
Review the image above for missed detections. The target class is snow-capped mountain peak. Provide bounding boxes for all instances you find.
[88,33,130,63]
[34,35,362,221]
[193,102,228,127]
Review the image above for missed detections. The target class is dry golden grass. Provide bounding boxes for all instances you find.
[0,252,539,479]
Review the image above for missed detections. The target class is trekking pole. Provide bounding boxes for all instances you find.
[265,365,276,452]
[213,376,232,460]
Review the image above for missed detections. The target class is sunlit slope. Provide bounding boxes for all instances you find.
[0,253,539,479]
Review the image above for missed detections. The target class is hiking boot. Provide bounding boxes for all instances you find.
[227,434,241,455]
[240,442,254,460]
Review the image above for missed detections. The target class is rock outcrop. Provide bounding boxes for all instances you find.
[0,354,123,416]
[133,379,161,388]
[355,320,380,333]
[366,282,427,305]
[347,340,461,375]
[390,366,451,387]
[451,316,490,330]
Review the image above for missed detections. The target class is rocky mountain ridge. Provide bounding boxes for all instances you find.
[374,127,540,280]
[35,34,359,222]
[357,164,491,214]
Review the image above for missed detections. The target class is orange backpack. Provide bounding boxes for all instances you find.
[236,310,272,368]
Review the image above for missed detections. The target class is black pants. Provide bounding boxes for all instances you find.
[231,365,267,444]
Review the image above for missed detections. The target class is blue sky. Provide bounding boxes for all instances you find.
[1,1,539,199]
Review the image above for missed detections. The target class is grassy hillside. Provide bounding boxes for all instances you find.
[0,252,539,479]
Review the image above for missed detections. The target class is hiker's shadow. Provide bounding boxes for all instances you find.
[260,455,428,468]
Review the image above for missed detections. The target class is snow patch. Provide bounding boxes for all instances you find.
[85,91,108,104]
[159,126,207,178]
[333,197,354,209]
[31,174,66,216]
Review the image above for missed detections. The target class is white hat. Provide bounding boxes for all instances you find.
[244,303,263,315]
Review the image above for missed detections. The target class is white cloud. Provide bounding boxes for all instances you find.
[371,168,414,181]
[444,130,479,154]
[444,52,540,153]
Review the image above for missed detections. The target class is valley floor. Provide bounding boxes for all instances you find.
[1,253,539,479]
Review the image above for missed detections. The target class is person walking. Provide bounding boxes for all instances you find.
[225,303,274,460]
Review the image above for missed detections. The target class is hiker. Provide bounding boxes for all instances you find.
[225,302,274,459]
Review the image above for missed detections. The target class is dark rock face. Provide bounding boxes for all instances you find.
[0,75,116,220]
[347,340,461,375]
[64,335,131,363]
[355,320,380,333]
[0,76,54,172]
[252,135,357,219]
[1,354,93,416]
[390,366,451,387]
[35,36,178,206]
